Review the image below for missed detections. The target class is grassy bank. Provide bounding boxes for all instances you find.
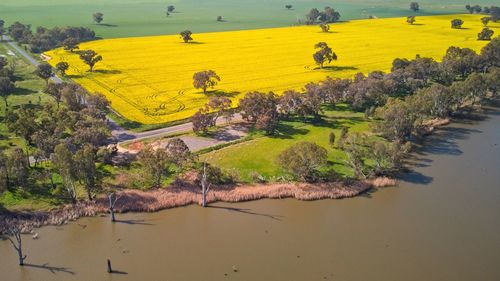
[201,104,372,181]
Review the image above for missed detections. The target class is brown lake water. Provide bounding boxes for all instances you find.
[1,110,499,281]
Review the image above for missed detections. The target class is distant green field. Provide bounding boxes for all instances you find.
[0,0,494,38]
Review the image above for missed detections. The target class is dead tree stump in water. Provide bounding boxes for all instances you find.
[107,259,113,273]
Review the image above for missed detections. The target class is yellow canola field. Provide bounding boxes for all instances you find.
[46,14,498,124]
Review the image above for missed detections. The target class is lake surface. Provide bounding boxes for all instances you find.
[1,108,499,281]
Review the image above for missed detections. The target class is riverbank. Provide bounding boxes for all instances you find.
[0,177,394,233]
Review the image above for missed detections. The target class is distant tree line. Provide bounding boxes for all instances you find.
[6,21,96,53]
[305,7,341,24]
[465,5,500,21]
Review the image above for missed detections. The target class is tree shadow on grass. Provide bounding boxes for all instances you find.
[178,41,205,45]
[271,123,309,139]
[11,87,38,96]
[205,90,240,98]
[314,65,358,71]
[208,205,284,221]
[95,23,118,27]
[23,263,75,275]
[94,69,122,75]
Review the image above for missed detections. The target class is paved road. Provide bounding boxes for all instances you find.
[111,114,243,143]
[2,35,241,144]
[2,35,62,83]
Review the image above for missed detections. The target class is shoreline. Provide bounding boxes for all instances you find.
[0,177,394,233]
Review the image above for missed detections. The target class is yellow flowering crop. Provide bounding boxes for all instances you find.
[45,14,497,124]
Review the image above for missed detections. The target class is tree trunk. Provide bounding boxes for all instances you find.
[18,243,25,266]
[201,163,210,208]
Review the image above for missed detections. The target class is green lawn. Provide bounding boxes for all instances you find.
[201,104,372,182]
[0,0,488,39]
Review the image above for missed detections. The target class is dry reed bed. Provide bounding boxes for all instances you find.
[0,178,393,233]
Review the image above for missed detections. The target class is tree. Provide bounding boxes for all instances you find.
[319,7,341,23]
[107,191,120,222]
[367,140,411,176]
[306,8,321,24]
[489,6,500,22]
[478,27,494,41]
[338,127,349,148]
[329,131,336,147]
[7,106,38,146]
[73,117,110,147]
[465,4,472,13]
[207,96,232,123]
[34,63,53,86]
[191,110,214,135]
[138,145,172,187]
[410,2,420,12]
[313,42,337,68]
[301,83,324,120]
[480,37,500,69]
[239,91,278,122]
[0,20,5,42]
[55,61,69,76]
[61,82,87,111]
[7,149,29,189]
[239,91,280,134]
[200,162,211,207]
[285,4,293,10]
[52,144,77,203]
[481,16,491,26]
[93,12,104,24]
[79,50,102,72]
[255,109,279,135]
[7,22,32,44]
[451,19,464,29]
[374,98,415,142]
[441,46,479,79]
[180,30,193,43]
[319,23,330,32]
[193,70,220,94]
[86,93,110,119]
[277,141,327,181]
[460,73,488,106]
[74,144,99,201]
[0,77,14,110]
[165,138,191,165]
[341,133,368,178]
[278,90,303,116]
[167,5,175,13]
[62,37,79,52]
[407,16,416,25]
[0,152,8,191]
[2,219,29,266]
[411,83,454,118]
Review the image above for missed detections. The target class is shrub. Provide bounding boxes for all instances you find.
[277,142,328,181]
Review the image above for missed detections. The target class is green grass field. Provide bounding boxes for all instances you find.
[0,0,493,38]
[201,104,372,182]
